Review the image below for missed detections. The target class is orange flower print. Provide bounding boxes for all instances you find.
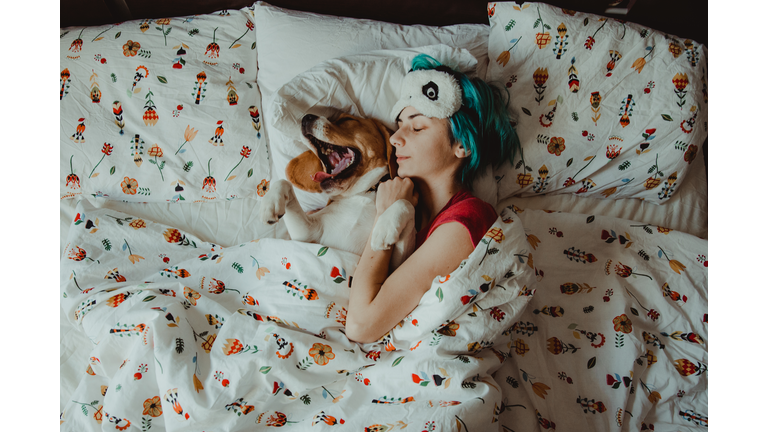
[175,125,198,155]
[547,137,565,156]
[163,228,197,247]
[485,227,505,243]
[164,388,190,421]
[204,28,221,65]
[148,143,165,180]
[142,396,163,417]
[66,155,81,190]
[67,29,84,59]
[148,144,162,157]
[202,158,217,196]
[531,381,550,399]
[68,245,98,263]
[514,338,530,356]
[222,338,244,356]
[155,18,171,45]
[129,219,146,230]
[121,177,138,195]
[71,117,86,142]
[309,343,335,365]
[497,50,511,67]
[613,314,633,334]
[614,262,652,279]
[266,411,299,426]
[123,40,141,57]
[143,89,159,126]
[257,179,270,197]
[223,338,258,356]
[93,405,103,424]
[183,286,201,306]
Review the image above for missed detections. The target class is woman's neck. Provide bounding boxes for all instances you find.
[412,176,466,230]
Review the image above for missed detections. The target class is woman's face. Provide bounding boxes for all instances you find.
[390,106,463,180]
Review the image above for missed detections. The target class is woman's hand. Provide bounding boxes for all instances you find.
[375,177,418,216]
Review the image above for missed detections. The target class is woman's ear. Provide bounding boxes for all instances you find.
[454,144,471,159]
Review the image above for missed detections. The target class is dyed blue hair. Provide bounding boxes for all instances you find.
[410,54,520,189]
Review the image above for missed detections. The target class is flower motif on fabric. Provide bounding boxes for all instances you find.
[309,343,335,365]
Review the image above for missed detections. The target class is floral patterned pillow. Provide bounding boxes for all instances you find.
[486,2,707,204]
[60,4,270,203]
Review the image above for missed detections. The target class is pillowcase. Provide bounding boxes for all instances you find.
[60,4,271,203]
[486,2,708,204]
[252,1,492,208]
[268,45,499,211]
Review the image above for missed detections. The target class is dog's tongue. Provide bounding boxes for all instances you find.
[311,171,333,182]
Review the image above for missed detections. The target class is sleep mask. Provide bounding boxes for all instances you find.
[390,66,462,122]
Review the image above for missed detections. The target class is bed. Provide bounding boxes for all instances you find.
[60,1,708,430]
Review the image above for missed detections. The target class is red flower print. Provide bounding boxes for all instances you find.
[606,144,622,159]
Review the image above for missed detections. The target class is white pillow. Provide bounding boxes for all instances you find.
[252,2,492,208]
[268,45,498,210]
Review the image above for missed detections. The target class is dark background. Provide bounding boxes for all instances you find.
[61,0,708,46]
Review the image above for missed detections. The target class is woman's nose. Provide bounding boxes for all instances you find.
[390,129,404,147]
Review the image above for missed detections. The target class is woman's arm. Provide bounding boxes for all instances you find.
[346,219,475,343]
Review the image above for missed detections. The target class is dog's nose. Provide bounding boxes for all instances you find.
[302,114,318,129]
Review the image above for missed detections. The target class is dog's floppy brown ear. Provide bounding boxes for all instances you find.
[285,150,324,193]
[373,119,397,178]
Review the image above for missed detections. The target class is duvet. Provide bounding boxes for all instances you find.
[491,205,708,431]
[59,200,535,431]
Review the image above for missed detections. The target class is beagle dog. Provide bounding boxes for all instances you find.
[259,112,416,270]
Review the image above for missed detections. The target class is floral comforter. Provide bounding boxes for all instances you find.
[59,199,535,431]
[490,205,708,431]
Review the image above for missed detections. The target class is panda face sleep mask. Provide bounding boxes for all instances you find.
[390,66,462,122]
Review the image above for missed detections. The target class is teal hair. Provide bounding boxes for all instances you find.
[410,53,520,189]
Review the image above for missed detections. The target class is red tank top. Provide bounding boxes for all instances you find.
[415,190,498,249]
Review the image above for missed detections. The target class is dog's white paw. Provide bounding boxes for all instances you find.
[371,200,415,251]
[259,180,289,225]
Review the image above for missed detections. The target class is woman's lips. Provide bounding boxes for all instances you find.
[396,156,409,163]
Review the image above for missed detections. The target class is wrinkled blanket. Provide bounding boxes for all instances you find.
[60,199,534,431]
[490,204,708,431]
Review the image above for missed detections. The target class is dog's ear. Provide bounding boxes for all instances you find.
[285,150,324,193]
[373,119,397,178]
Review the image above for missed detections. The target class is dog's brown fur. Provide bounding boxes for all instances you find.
[286,112,397,196]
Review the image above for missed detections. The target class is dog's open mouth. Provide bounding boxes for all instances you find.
[306,135,361,183]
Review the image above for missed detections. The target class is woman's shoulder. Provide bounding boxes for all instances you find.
[447,190,497,219]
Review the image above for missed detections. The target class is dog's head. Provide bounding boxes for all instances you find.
[286,112,396,197]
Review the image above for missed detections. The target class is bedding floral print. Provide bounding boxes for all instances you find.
[60,6,270,203]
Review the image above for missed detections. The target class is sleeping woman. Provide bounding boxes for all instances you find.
[346,54,521,343]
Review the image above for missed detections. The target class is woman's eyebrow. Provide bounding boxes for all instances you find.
[397,113,425,125]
